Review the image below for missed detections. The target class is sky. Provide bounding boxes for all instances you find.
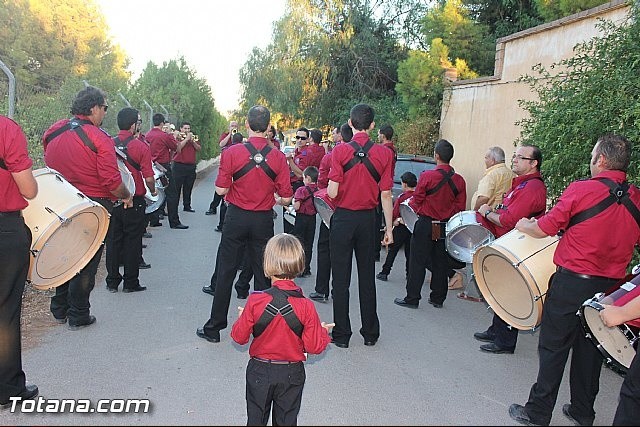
[96,0,287,117]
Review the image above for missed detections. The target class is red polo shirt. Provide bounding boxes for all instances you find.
[328,132,393,210]
[269,137,281,150]
[146,127,178,164]
[216,136,293,211]
[409,164,466,220]
[294,183,318,216]
[173,139,197,165]
[393,189,414,221]
[115,130,154,197]
[0,116,33,212]
[290,145,313,185]
[306,142,325,168]
[317,150,332,189]
[231,280,331,362]
[383,141,397,171]
[477,172,547,238]
[537,170,640,279]
[43,116,121,200]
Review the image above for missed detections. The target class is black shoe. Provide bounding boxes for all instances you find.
[473,331,495,343]
[106,287,118,293]
[139,262,151,269]
[562,404,593,426]
[68,315,96,331]
[214,226,223,232]
[123,286,147,293]
[143,232,153,238]
[330,335,348,348]
[394,297,419,309]
[0,384,39,407]
[309,292,328,302]
[364,339,377,346]
[170,223,189,229]
[237,293,248,299]
[427,298,443,308]
[376,272,388,281]
[149,222,162,227]
[158,214,164,219]
[142,244,147,249]
[480,342,514,354]
[53,316,67,324]
[183,208,195,212]
[509,404,539,426]
[196,328,220,343]
[202,286,215,296]
[205,209,216,215]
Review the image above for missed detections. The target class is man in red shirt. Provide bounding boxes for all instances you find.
[328,104,394,348]
[284,127,313,233]
[509,134,640,427]
[206,120,239,216]
[374,125,397,262]
[473,145,547,354]
[172,121,201,213]
[43,86,132,330]
[197,105,293,343]
[105,108,156,294]
[394,139,466,309]
[0,115,39,407]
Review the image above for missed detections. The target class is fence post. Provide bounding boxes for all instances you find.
[160,105,169,124]
[119,92,132,107]
[0,59,16,118]
[143,99,153,132]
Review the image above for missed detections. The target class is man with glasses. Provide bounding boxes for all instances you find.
[473,144,546,354]
[172,121,200,213]
[284,127,312,233]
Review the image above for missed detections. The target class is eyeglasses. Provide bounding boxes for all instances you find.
[296,136,308,140]
[136,119,142,124]
[100,104,109,112]
[512,154,535,161]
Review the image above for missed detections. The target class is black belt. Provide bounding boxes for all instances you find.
[556,266,619,283]
[251,357,301,365]
[0,211,21,217]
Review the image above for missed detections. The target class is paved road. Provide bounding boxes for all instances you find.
[1,164,625,425]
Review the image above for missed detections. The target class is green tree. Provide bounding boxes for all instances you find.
[534,0,609,21]
[463,0,543,39]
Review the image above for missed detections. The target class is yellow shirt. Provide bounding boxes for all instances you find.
[470,163,514,209]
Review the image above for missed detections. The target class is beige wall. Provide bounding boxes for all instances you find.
[440,0,629,208]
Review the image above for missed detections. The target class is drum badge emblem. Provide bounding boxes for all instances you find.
[253,153,264,164]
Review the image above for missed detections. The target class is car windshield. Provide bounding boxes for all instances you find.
[394,159,433,183]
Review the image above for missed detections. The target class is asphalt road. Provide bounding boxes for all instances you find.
[0,163,626,425]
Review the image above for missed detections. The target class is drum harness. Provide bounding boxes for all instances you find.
[343,140,381,183]
[423,169,461,240]
[113,135,141,171]
[232,142,276,182]
[253,287,305,339]
[298,186,319,214]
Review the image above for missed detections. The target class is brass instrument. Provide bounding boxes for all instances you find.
[177,132,199,142]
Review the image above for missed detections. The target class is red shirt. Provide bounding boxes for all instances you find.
[0,116,33,212]
[231,280,331,362]
[294,183,318,216]
[538,170,640,279]
[290,145,313,184]
[477,172,547,238]
[115,130,154,197]
[393,189,414,221]
[43,117,121,200]
[383,141,397,172]
[146,127,178,164]
[269,137,281,150]
[216,136,293,211]
[317,150,332,189]
[410,164,466,220]
[306,142,325,168]
[328,132,394,210]
[173,139,197,164]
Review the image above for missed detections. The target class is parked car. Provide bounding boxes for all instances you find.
[392,154,436,202]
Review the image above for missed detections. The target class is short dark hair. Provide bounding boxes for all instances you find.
[435,139,454,163]
[248,105,270,133]
[152,113,165,126]
[117,107,139,131]
[594,134,631,171]
[296,127,310,138]
[71,86,106,116]
[180,121,191,128]
[309,129,322,144]
[523,144,543,171]
[401,171,417,188]
[340,123,353,142]
[350,104,374,131]
[231,132,244,144]
[303,166,319,183]
[379,124,394,140]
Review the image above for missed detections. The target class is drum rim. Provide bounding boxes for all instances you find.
[313,198,333,229]
[445,225,495,263]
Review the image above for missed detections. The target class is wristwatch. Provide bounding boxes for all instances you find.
[484,208,492,219]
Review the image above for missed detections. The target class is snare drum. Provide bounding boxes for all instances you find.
[399,199,418,233]
[153,162,168,189]
[579,275,640,372]
[22,168,110,290]
[115,147,135,195]
[284,205,296,226]
[446,210,495,263]
[473,229,559,330]
[313,188,335,228]
[145,185,166,214]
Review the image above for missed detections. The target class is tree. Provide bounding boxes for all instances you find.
[463,0,543,39]
[534,0,609,21]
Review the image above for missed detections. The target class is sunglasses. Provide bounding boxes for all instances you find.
[100,104,109,112]
[296,136,308,140]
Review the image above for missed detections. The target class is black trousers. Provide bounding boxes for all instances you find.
[485,313,518,349]
[329,207,379,344]
[0,215,31,402]
[524,271,617,425]
[246,359,305,426]
[405,217,448,305]
[203,205,273,335]
[293,213,316,274]
[105,196,146,290]
[173,161,196,210]
[614,347,640,425]
[314,222,331,296]
[209,191,224,211]
[218,201,227,229]
[379,224,411,277]
[162,162,180,227]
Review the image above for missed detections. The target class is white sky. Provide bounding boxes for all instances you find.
[96,0,287,117]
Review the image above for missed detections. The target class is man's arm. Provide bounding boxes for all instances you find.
[287,154,303,178]
[216,186,229,196]
[473,195,489,211]
[145,176,156,196]
[12,168,38,199]
[327,180,339,199]
[515,217,548,238]
[380,189,394,245]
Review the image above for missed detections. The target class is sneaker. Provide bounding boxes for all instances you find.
[205,209,216,216]
[309,292,328,302]
[376,272,388,281]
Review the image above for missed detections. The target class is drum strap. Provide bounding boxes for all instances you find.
[425,169,459,197]
[232,143,276,181]
[44,119,97,153]
[343,140,381,183]
[113,136,141,171]
[0,158,5,170]
[567,178,640,230]
[253,287,305,338]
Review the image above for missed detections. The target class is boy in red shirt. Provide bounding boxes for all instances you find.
[293,166,319,277]
[231,233,332,426]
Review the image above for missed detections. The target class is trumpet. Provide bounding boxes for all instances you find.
[177,132,199,142]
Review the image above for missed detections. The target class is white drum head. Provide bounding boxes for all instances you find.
[314,198,334,228]
[581,304,637,370]
[399,201,418,233]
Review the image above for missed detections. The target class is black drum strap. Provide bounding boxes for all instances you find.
[113,135,141,171]
[44,118,97,153]
[343,140,381,183]
[232,143,276,181]
[0,158,6,170]
[253,287,305,338]
[426,169,459,197]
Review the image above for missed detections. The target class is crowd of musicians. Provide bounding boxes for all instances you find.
[1,85,639,425]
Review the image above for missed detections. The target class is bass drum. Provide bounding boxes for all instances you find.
[313,188,335,228]
[473,229,559,330]
[22,168,110,290]
[446,210,495,263]
[579,274,640,373]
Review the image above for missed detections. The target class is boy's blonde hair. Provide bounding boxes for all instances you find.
[263,233,305,279]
